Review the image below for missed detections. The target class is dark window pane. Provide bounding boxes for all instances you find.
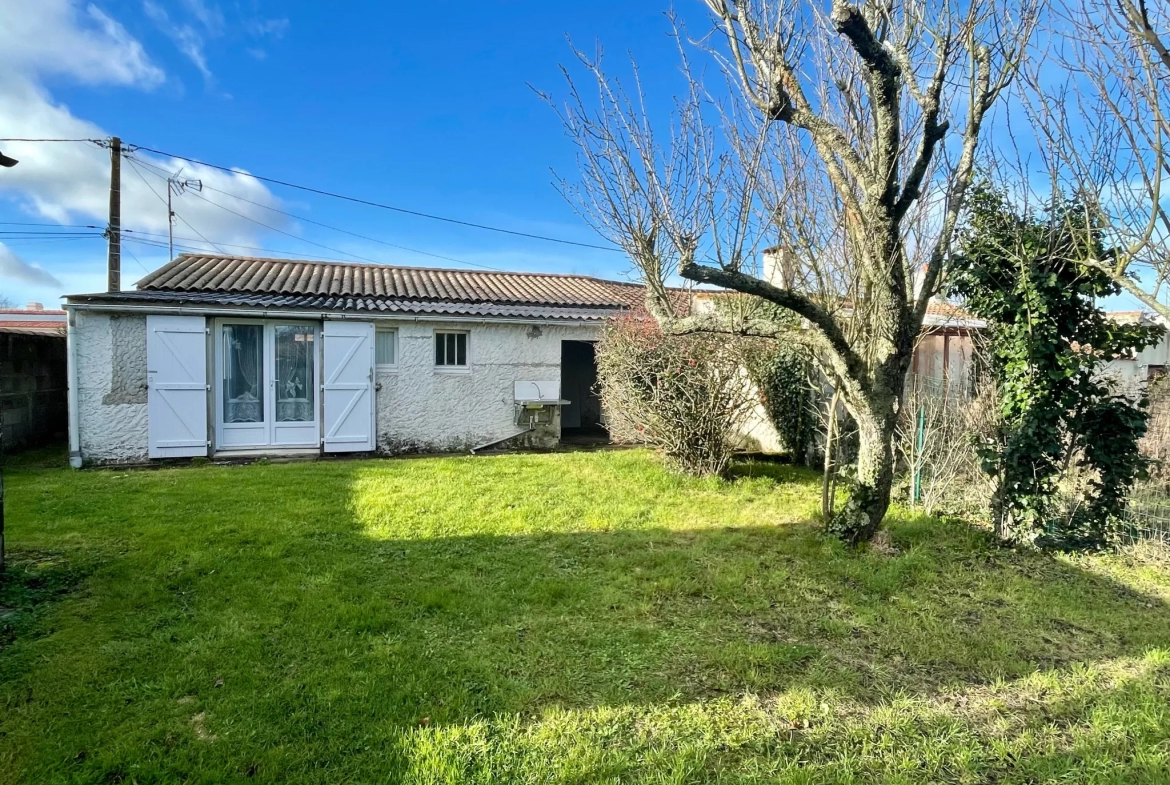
[435,333,445,365]
[456,333,466,366]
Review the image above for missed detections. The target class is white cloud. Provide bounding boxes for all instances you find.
[0,0,287,300]
[143,0,211,79]
[248,17,288,38]
[0,244,64,289]
[0,1,163,86]
[181,0,224,34]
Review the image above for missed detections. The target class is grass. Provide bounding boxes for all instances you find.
[1,448,1169,783]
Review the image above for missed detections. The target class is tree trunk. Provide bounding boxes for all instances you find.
[827,399,897,546]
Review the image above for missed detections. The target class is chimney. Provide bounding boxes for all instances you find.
[913,263,930,300]
[25,301,44,311]
[761,246,796,289]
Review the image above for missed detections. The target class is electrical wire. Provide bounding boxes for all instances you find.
[0,221,102,229]
[125,143,622,253]
[120,229,407,264]
[119,242,153,275]
[0,138,102,143]
[129,155,507,271]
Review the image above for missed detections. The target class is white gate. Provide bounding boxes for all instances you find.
[322,321,375,452]
[147,315,208,458]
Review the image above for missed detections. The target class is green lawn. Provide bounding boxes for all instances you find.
[2,449,1169,784]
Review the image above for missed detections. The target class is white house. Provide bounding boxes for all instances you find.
[1100,311,1170,394]
[63,254,640,466]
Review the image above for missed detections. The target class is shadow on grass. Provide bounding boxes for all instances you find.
[337,520,1170,724]
[2,450,1170,783]
[0,550,95,652]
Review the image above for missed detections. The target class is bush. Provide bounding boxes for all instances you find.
[596,316,755,478]
[744,343,816,464]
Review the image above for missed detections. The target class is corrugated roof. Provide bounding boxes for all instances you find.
[65,289,630,322]
[135,254,645,309]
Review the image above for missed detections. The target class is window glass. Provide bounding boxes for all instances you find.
[223,324,264,423]
[435,331,468,367]
[376,330,396,367]
[275,325,314,422]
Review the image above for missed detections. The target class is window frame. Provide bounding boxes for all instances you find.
[375,327,399,372]
[433,329,470,372]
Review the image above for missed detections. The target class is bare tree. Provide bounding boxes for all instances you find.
[1024,0,1170,318]
[550,0,1034,543]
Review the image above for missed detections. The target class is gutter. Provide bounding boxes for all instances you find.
[66,310,82,469]
[63,302,608,328]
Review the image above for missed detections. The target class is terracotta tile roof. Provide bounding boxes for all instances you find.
[135,254,646,310]
[0,321,66,337]
[0,308,66,316]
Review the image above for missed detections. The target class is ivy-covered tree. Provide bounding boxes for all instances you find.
[950,185,1161,549]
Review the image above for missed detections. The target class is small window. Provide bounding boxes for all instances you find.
[435,330,468,369]
[375,329,397,369]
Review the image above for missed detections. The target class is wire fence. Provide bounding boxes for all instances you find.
[898,371,1170,545]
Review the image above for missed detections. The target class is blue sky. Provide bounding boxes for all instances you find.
[0,0,688,306]
[0,0,1152,313]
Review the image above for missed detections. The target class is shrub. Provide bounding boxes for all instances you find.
[596,316,755,478]
[744,343,816,464]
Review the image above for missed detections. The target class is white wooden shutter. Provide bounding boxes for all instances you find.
[147,314,208,458]
[322,320,375,452]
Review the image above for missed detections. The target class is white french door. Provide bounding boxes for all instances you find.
[215,319,321,450]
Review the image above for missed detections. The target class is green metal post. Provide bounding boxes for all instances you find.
[912,404,926,505]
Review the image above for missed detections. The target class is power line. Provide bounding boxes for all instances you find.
[119,242,152,276]
[125,143,622,253]
[0,221,102,229]
[121,227,411,263]
[0,231,102,236]
[0,138,102,143]
[130,155,507,272]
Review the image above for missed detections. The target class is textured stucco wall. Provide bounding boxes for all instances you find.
[75,311,150,464]
[374,320,599,453]
[75,311,600,462]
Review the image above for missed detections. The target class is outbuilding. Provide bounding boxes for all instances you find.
[63,254,637,466]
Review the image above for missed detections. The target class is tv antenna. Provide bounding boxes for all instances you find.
[167,169,203,258]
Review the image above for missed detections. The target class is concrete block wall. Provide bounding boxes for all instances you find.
[0,332,67,451]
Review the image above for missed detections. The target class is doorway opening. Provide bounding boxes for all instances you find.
[214,319,320,451]
[560,340,607,445]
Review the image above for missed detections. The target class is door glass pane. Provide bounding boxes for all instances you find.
[276,325,315,422]
[223,324,264,423]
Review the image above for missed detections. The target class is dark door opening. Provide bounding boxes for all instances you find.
[560,340,607,443]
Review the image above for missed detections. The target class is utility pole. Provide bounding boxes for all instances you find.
[166,171,202,259]
[107,136,121,292]
[0,148,16,573]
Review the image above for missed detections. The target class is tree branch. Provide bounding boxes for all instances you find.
[677,258,867,385]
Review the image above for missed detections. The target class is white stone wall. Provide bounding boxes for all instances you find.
[74,311,150,464]
[73,310,600,462]
[374,320,599,453]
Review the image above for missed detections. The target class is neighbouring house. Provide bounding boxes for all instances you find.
[0,303,68,451]
[1101,311,1170,393]
[691,285,986,454]
[63,254,644,466]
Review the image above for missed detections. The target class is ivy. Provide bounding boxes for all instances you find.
[949,184,1160,550]
[745,344,816,464]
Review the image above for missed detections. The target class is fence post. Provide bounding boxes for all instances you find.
[912,403,926,505]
